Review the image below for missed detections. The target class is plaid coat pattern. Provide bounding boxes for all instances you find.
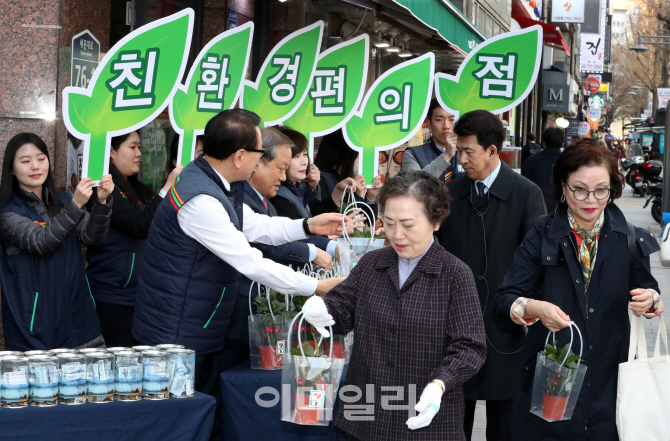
[323,241,486,441]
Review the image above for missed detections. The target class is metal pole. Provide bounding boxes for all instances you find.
[664,100,670,213]
[130,0,136,32]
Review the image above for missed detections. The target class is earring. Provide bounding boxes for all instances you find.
[560,194,566,203]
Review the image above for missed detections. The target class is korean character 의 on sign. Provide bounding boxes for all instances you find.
[373,84,412,131]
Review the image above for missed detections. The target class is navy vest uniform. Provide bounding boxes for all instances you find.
[133,156,244,354]
[0,193,101,350]
[406,139,465,183]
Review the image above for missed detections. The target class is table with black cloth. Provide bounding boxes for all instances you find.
[220,361,348,441]
[0,391,215,441]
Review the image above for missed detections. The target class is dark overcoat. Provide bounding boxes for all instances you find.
[495,203,660,441]
[323,241,487,441]
[438,162,547,400]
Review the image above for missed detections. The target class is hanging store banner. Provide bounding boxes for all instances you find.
[551,0,585,23]
[658,88,670,109]
[284,34,369,161]
[580,33,604,72]
[578,121,590,135]
[169,22,253,166]
[63,9,194,181]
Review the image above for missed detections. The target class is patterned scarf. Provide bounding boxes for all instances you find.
[567,208,604,290]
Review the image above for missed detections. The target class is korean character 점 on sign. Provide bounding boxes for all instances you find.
[268,53,302,104]
[196,54,231,111]
[309,66,346,116]
[472,53,517,99]
[106,49,159,110]
[373,84,412,131]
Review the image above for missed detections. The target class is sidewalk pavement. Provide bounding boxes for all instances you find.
[471,185,670,441]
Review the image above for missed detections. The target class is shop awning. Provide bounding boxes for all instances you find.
[512,14,571,56]
[390,0,486,55]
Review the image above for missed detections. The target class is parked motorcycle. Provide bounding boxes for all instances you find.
[643,181,663,226]
[622,156,647,196]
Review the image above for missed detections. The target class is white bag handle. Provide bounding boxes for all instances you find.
[629,315,652,362]
[653,315,668,360]
[286,311,334,364]
[248,281,274,321]
[544,322,584,371]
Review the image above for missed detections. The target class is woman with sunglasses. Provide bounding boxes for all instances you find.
[495,139,662,441]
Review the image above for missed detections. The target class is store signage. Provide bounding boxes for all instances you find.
[542,85,570,111]
[71,30,100,88]
[578,121,590,135]
[227,8,238,30]
[588,93,604,109]
[583,76,601,94]
[567,118,579,139]
[599,83,608,92]
[63,10,193,181]
[551,0,585,23]
[589,107,601,120]
[64,10,545,185]
[580,33,604,73]
[657,88,670,109]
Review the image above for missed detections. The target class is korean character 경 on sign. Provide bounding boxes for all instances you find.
[106,49,159,110]
[196,54,231,111]
[373,83,412,132]
[309,66,346,116]
[472,53,517,100]
[268,53,302,104]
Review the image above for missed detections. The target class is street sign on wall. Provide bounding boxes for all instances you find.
[71,30,100,88]
[583,75,601,94]
[551,0,585,23]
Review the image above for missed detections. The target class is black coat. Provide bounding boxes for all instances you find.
[324,241,486,441]
[521,147,562,213]
[495,203,660,441]
[438,162,546,400]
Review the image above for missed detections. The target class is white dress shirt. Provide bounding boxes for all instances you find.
[176,169,319,295]
[474,160,502,195]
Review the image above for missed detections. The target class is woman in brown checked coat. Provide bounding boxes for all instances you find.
[303,171,487,441]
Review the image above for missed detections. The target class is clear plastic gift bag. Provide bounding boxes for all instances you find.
[323,332,354,363]
[248,282,289,370]
[530,323,587,422]
[337,195,384,277]
[281,312,345,426]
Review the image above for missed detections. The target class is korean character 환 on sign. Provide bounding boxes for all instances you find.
[309,67,346,115]
[268,54,301,104]
[196,54,231,111]
[373,84,412,131]
[106,49,159,110]
[473,53,517,99]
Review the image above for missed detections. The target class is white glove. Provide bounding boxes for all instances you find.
[406,381,444,430]
[302,296,335,338]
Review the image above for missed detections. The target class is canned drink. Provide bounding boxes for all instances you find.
[142,350,169,400]
[132,346,157,352]
[79,348,108,355]
[49,348,74,355]
[0,351,24,358]
[57,353,87,405]
[106,347,131,353]
[156,344,185,350]
[24,350,50,357]
[28,355,58,407]
[114,351,142,401]
[1,355,30,408]
[86,352,114,403]
[166,349,195,398]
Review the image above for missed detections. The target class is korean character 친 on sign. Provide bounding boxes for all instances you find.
[309,67,346,115]
[106,49,159,110]
[196,54,231,111]
[472,53,517,99]
[268,54,301,104]
[373,84,412,131]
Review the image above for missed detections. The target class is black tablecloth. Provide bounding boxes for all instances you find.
[220,361,348,441]
[0,392,215,441]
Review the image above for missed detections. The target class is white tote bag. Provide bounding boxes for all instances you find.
[616,315,670,441]
[660,224,670,268]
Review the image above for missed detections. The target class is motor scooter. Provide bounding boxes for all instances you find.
[643,181,663,226]
[622,156,646,196]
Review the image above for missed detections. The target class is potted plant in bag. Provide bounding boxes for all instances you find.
[289,342,333,425]
[250,290,290,369]
[540,342,582,421]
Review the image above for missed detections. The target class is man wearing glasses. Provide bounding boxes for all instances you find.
[133,109,363,399]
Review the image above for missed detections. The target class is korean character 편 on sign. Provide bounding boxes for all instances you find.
[196,54,231,111]
[106,49,159,110]
[309,66,346,115]
[373,84,412,131]
[473,53,517,99]
[268,54,301,104]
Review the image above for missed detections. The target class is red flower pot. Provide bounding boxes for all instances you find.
[258,345,283,369]
[542,393,568,421]
[294,392,322,425]
[323,341,344,358]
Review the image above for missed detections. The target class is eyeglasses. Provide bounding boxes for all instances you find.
[244,145,268,157]
[566,183,611,201]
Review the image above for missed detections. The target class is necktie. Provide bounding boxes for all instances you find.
[476,181,487,198]
[262,198,268,210]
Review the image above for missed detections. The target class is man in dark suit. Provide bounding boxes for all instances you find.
[222,128,335,371]
[438,110,546,441]
[521,127,564,213]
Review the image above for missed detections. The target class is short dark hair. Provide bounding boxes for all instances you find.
[527,133,536,142]
[552,139,624,204]
[427,98,443,121]
[454,110,504,154]
[110,130,156,208]
[314,129,358,181]
[275,126,308,159]
[203,109,261,160]
[377,170,451,225]
[542,127,564,149]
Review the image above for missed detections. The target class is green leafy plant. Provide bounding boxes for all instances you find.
[540,342,581,397]
[253,287,312,321]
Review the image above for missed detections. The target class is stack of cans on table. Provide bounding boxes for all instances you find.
[0,345,196,408]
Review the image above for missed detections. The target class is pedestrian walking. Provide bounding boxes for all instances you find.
[521,132,542,166]
[521,127,565,213]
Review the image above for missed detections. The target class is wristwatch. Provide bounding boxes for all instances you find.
[302,218,312,236]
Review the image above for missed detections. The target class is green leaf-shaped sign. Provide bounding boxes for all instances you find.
[63,9,194,181]
[241,21,323,127]
[169,22,253,166]
[345,53,434,185]
[435,26,542,117]
[284,34,369,158]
